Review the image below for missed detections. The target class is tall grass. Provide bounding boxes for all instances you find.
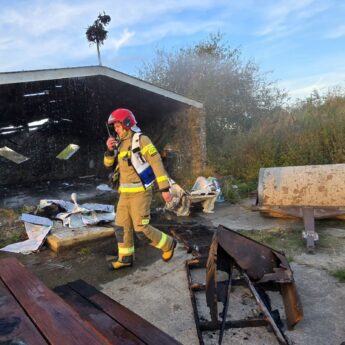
[209,92,345,182]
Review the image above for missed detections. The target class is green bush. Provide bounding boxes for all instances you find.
[221,179,240,203]
[209,91,345,183]
[331,269,345,283]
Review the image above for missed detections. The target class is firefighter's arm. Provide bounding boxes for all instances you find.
[104,150,117,169]
[103,137,117,169]
[140,135,170,191]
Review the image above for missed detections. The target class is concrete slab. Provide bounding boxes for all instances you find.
[100,244,199,345]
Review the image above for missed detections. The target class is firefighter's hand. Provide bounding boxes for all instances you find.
[106,137,116,151]
[162,191,173,203]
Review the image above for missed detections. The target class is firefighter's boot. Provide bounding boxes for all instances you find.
[162,239,177,262]
[109,255,133,270]
[112,261,132,270]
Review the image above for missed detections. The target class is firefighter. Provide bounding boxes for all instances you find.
[104,108,177,269]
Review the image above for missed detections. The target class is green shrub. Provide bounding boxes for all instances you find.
[221,179,240,203]
[208,91,345,184]
[331,269,345,283]
[236,181,257,197]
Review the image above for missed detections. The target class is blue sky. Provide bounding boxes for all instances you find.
[0,0,344,101]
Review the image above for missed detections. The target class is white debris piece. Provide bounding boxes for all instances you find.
[40,193,115,229]
[20,213,53,226]
[81,203,114,213]
[0,214,52,254]
[65,213,84,228]
[96,184,113,192]
[56,144,80,160]
[0,146,29,164]
[166,177,220,216]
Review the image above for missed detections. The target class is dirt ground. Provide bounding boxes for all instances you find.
[1,196,345,345]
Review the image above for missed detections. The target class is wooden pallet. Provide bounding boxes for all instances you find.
[0,257,181,345]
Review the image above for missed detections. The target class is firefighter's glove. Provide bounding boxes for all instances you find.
[162,191,173,203]
[165,196,181,211]
[106,137,117,151]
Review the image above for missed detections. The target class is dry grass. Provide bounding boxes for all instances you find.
[238,228,304,256]
[0,208,26,247]
[0,208,20,226]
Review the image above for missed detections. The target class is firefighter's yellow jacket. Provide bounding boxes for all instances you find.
[104,130,170,192]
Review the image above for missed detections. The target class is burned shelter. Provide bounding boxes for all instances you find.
[0,66,206,186]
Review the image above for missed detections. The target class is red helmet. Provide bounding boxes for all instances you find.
[108,108,137,129]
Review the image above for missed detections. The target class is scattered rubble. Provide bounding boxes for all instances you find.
[0,193,115,254]
[0,214,52,254]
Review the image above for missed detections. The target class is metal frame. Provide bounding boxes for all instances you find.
[186,258,291,345]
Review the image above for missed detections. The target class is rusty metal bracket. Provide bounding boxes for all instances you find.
[186,259,206,345]
[302,207,318,253]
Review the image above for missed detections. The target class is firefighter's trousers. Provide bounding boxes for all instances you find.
[114,188,174,263]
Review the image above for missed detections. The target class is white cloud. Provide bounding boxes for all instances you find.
[278,70,345,101]
[0,0,343,103]
[108,29,135,50]
[0,0,232,72]
[104,0,229,28]
[0,38,13,51]
[0,2,97,36]
[130,19,223,46]
[325,25,345,39]
[255,0,328,38]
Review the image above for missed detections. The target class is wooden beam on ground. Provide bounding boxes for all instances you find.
[47,226,115,253]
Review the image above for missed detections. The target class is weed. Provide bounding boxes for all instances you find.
[222,179,240,203]
[20,205,36,214]
[331,269,345,283]
[78,247,91,256]
[11,234,21,242]
[287,256,294,263]
[0,233,24,247]
[236,182,252,197]
[0,208,19,225]
[238,228,304,255]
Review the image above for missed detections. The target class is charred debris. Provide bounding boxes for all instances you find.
[167,223,302,345]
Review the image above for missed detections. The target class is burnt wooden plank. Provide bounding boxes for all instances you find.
[0,257,107,345]
[54,284,145,345]
[199,319,269,331]
[68,280,182,345]
[170,228,212,259]
[170,227,213,242]
[0,280,48,345]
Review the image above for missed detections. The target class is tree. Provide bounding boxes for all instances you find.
[86,12,111,66]
[138,33,286,154]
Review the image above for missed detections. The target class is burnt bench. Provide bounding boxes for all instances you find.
[0,257,181,345]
